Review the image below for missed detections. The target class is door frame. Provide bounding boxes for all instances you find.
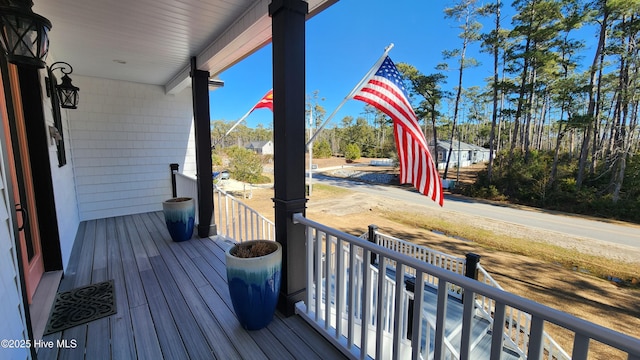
[3,63,45,303]
[16,63,64,273]
[0,56,64,302]
[0,58,36,358]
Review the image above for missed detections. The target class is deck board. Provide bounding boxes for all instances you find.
[140,269,190,360]
[106,217,137,360]
[149,256,216,360]
[130,304,164,360]
[115,216,147,308]
[57,217,97,360]
[85,268,110,360]
[123,215,152,272]
[132,213,161,258]
[37,211,347,360]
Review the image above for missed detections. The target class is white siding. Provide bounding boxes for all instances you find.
[263,141,274,155]
[68,76,195,221]
[0,132,30,360]
[40,67,80,269]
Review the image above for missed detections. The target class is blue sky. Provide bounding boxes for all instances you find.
[207,1,581,129]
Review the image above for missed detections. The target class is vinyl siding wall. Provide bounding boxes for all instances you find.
[67,76,196,221]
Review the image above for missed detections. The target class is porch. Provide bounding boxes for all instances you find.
[37,211,346,360]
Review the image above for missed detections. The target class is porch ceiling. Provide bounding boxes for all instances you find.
[33,0,336,93]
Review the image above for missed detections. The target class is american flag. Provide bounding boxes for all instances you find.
[251,89,273,112]
[352,56,444,206]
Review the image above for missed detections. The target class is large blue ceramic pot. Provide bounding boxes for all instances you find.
[162,197,195,242]
[226,240,282,330]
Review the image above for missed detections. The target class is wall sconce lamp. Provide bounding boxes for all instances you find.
[0,0,52,68]
[47,61,79,109]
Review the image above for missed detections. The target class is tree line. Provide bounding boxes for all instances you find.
[211,0,640,218]
[397,0,639,207]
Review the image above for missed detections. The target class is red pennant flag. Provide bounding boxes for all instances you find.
[251,89,273,112]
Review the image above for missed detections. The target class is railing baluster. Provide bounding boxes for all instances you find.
[224,196,230,237]
[315,229,322,323]
[392,263,405,360]
[523,311,530,352]
[460,286,475,360]
[214,187,220,231]
[490,301,506,360]
[361,248,372,360]
[527,316,545,360]
[572,333,590,360]
[305,222,313,314]
[325,234,332,331]
[506,306,514,346]
[336,237,344,340]
[375,255,386,359]
[231,200,236,240]
[249,208,253,238]
[411,271,424,360]
[348,243,356,350]
[243,206,248,239]
[433,279,449,359]
[237,203,243,240]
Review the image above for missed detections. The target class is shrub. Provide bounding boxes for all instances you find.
[212,153,223,166]
[313,140,332,158]
[344,143,361,161]
[227,146,264,184]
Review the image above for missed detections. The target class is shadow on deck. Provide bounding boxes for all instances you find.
[37,211,346,360]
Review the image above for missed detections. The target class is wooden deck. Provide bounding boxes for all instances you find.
[37,211,346,360]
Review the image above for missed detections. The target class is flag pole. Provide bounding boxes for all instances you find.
[212,92,265,148]
[224,107,254,138]
[211,107,253,148]
[306,43,394,146]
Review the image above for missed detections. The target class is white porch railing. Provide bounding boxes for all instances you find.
[365,231,466,299]
[213,184,275,242]
[294,212,640,360]
[174,173,275,242]
[368,229,570,360]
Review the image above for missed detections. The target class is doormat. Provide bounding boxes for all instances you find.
[44,280,116,335]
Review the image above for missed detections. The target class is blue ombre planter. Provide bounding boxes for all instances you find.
[162,197,195,242]
[226,240,282,330]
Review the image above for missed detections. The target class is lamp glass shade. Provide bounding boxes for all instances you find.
[56,74,79,109]
[0,6,52,68]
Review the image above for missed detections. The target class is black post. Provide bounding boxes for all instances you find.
[465,253,481,280]
[270,0,308,316]
[368,224,378,265]
[190,57,215,237]
[170,163,179,198]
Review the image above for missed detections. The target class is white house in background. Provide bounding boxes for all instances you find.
[245,140,274,155]
[433,140,490,170]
